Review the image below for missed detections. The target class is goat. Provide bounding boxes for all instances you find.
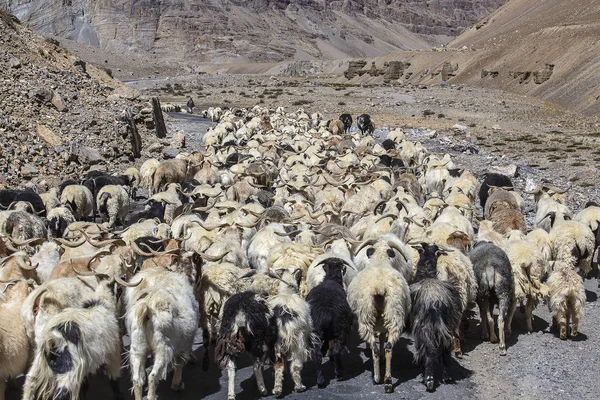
[468,241,515,355]
[307,258,354,387]
[357,114,375,135]
[410,243,462,392]
[547,263,586,340]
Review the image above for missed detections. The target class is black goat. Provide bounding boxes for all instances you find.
[0,189,46,217]
[478,172,513,211]
[187,97,195,114]
[357,114,375,135]
[83,175,130,199]
[124,200,166,227]
[381,139,396,151]
[410,243,462,392]
[468,241,515,355]
[216,289,277,400]
[306,258,354,388]
[339,113,352,133]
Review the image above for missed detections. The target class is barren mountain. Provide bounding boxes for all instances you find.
[0,0,506,63]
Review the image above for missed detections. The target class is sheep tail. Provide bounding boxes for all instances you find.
[215,331,245,369]
[413,307,453,365]
[98,192,111,216]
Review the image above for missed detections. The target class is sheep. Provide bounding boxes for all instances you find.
[22,279,124,400]
[549,220,595,277]
[59,185,94,221]
[140,158,161,196]
[534,193,572,232]
[504,240,548,333]
[346,256,411,392]
[215,272,277,400]
[268,268,314,396]
[47,206,76,238]
[40,188,61,215]
[125,266,199,400]
[478,173,513,212]
[152,155,202,194]
[0,279,34,400]
[246,223,291,271]
[488,205,527,235]
[527,228,553,262]
[97,185,130,228]
[353,233,413,280]
[547,263,586,340]
[30,241,63,283]
[267,242,323,297]
[306,257,354,387]
[3,211,47,241]
[410,243,462,392]
[329,119,345,135]
[468,241,515,355]
[339,113,352,133]
[357,114,375,135]
[0,189,46,217]
[198,262,250,370]
[477,220,505,248]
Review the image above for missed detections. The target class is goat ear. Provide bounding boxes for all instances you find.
[293,268,303,285]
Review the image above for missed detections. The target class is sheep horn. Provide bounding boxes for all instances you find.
[274,229,303,237]
[130,241,154,257]
[375,214,398,224]
[192,198,218,212]
[139,243,180,257]
[354,239,378,255]
[114,273,143,287]
[17,256,39,271]
[191,220,229,231]
[71,260,100,277]
[83,232,126,248]
[373,200,387,216]
[198,251,230,262]
[86,249,113,270]
[236,220,262,228]
[112,225,132,235]
[9,237,45,247]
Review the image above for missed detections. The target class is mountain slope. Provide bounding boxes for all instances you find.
[1,0,506,63]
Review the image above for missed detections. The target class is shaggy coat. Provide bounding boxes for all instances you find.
[468,241,515,355]
[410,244,462,392]
[547,264,586,340]
[307,258,354,387]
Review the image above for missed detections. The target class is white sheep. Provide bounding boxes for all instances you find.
[547,263,586,340]
[549,220,595,276]
[97,185,130,228]
[125,266,199,400]
[59,185,94,221]
[140,158,161,196]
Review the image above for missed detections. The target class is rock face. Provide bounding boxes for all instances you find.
[0,0,507,63]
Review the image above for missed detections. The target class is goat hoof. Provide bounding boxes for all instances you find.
[273,389,282,397]
[171,382,185,392]
[384,383,393,393]
[258,387,268,396]
[455,350,463,359]
[228,395,236,400]
[294,385,306,393]
[426,377,435,392]
[317,376,326,388]
[490,336,498,344]
[499,348,507,356]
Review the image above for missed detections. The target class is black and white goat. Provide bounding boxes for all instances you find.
[409,243,462,392]
[306,257,354,388]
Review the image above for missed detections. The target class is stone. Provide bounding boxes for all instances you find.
[20,163,39,178]
[147,142,163,153]
[51,92,68,112]
[30,88,54,105]
[452,124,468,132]
[9,57,21,68]
[73,59,87,74]
[36,125,62,149]
[491,164,520,178]
[75,146,104,166]
[162,147,179,159]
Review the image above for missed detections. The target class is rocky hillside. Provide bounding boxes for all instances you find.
[0,10,154,189]
[335,0,600,116]
[0,0,506,63]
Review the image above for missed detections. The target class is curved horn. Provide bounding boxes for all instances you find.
[198,251,230,262]
[354,239,378,256]
[9,237,45,247]
[130,241,154,257]
[55,235,87,247]
[274,229,303,237]
[16,256,39,271]
[139,242,180,257]
[375,214,398,224]
[70,259,101,277]
[114,273,143,287]
[373,200,387,216]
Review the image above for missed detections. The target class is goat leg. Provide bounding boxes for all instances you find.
[525,296,535,333]
[273,354,285,397]
[371,336,381,385]
[498,297,510,356]
[315,340,326,388]
[291,358,306,393]
[202,328,211,371]
[383,341,393,393]
[170,356,186,392]
[227,359,237,400]
[333,339,344,380]
[253,355,268,396]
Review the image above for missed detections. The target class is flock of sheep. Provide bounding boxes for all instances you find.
[0,104,598,400]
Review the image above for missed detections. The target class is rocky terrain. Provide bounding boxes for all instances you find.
[0,0,506,63]
[0,11,195,189]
